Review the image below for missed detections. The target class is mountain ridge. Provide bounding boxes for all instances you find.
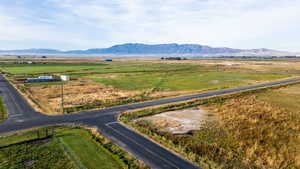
[0,43,295,56]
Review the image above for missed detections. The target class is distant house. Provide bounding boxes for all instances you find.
[104,59,113,62]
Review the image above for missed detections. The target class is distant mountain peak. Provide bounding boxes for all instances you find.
[0,43,293,56]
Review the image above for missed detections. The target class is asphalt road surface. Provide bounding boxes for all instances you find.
[1,74,300,169]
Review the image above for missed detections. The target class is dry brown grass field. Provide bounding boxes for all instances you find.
[204,94,300,168]
[23,79,184,114]
[145,58,300,73]
[132,83,300,168]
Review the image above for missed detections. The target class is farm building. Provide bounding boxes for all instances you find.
[25,75,60,83]
[60,75,70,81]
[39,76,53,79]
[17,61,35,64]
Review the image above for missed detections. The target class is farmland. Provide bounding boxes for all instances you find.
[1,58,299,114]
[124,82,300,169]
[0,63,107,75]
[1,57,300,169]
[0,127,142,169]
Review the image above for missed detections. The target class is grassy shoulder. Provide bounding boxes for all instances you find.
[0,96,7,122]
[0,126,148,169]
[119,81,300,169]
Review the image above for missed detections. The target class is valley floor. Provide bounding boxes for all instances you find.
[1,58,298,115]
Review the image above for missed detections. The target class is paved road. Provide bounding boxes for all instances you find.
[0,75,44,123]
[1,75,300,169]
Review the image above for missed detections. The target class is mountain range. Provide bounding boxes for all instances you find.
[0,43,297,56]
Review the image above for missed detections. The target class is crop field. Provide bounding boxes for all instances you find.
[0,58,298,114]
[0,63,107,75]
[0,127,127,169]
[127,83,300,169]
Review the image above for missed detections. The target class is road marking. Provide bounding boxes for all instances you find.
[106,123,181,169]
[9,114,22,117]
[105,121,119,125]
[6,88,24,116]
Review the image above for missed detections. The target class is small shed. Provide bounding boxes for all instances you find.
[60,75,70,81]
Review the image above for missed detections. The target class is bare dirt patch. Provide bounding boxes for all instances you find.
[137,107,217,134]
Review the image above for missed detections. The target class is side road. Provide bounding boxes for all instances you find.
[1,75,300,169]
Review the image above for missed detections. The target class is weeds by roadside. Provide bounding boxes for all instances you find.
[0,97,7,122]
[120,81,300,169]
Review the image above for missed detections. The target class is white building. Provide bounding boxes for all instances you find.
[60,75,70,81]
[38,76,53,79]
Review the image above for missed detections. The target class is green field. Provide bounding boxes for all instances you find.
[0,63,108,75]
[0,97,7,122]
[0,127,125,169]
[1,61,290,92]
[1,62,192,75]
[94,71,286,91]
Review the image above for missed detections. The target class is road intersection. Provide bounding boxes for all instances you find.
[1,75,300,169]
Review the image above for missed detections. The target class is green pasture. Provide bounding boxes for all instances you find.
[0,63,108,75]
[0,127,124,169]
[92,70,288,91]
[0,62,193,75]
[0,61,291,92]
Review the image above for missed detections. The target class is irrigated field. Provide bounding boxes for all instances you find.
[0,127,141,169]
[125,83,300,169]
[1,58,298,114]
[1,63,107,75]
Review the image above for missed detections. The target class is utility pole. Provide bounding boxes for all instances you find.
[61,82,64,114]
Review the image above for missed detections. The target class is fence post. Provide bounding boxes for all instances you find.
[45,128,48,137]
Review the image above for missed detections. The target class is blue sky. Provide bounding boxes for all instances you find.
[0,0,299,51]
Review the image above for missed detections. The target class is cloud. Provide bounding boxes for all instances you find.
[0,0,299,51]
